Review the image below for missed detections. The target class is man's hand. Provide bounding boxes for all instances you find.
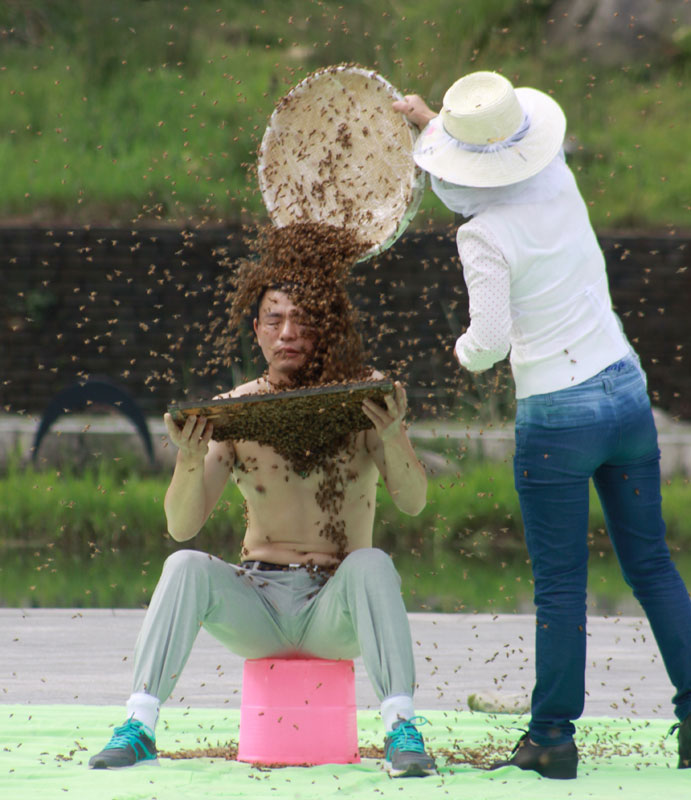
[362,381,408,444]
[164,412,213,463]
[363,380,426,515]
[392,94,437,129]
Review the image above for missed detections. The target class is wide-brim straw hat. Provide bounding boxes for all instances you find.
[413,71,566,188]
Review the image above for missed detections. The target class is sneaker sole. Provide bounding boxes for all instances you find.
[89,757,159,770]
[385,761,437,778]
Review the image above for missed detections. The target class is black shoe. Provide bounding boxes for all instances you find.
[490,732,577,780]
[668,714,691,769]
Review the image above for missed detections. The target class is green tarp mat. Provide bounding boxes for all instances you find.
[1,705,685,799]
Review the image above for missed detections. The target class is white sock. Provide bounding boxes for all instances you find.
[380,694,415,732]
[125,692,160,736]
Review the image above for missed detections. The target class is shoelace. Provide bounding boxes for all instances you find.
[388,716,430,754]
[508,730,530,756]
[104,719,151,752]
[669,714,691,738]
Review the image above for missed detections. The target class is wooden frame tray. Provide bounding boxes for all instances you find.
[167,379,393,447]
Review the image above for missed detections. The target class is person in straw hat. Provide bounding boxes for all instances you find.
[395,71,691,779]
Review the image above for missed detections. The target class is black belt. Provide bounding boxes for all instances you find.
[240,560,311,572]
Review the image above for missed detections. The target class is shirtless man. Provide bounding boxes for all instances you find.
[88,286,437,777]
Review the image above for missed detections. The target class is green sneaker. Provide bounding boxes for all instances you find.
[384,716,437,777]
[88,717,157,769]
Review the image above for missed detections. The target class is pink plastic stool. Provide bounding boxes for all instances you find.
[237,657,360,765]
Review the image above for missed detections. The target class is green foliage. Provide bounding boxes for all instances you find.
[394,549,649,615]
[0,548,166,609]
[2,454,688,555]
[1,454,688,609]
[1,1,689,227]
[0,455,246,554]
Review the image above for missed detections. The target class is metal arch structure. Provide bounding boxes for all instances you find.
[31,379,155,465]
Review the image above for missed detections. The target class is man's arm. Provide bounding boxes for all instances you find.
[163,413,235,542]
[362,381,427,516]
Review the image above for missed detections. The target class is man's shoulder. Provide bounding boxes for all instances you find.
[367,368,385,381]
[215,378,268,400]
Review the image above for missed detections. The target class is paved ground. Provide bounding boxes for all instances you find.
[1,608,677,722]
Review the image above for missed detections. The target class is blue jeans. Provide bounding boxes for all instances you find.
[514,356,691,745]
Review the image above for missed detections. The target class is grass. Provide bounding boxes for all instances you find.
[1,0,689,229]
[4,453,689,555]
[395,550,691,616]
[1,453,688,611]
[4,544,677,615]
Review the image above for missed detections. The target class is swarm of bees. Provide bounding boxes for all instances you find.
[212,220,372,391]
[169,378,392,474]
[206,219,393,563]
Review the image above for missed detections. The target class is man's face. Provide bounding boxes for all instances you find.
[253,289,317,382]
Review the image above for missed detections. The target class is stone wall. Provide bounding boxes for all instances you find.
[1,225,689,421]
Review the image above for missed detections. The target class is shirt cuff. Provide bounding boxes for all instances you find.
[455,334,503,372]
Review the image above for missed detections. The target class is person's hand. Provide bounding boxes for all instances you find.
[362,381,408,444]
[392,94,437,129]
[164,412,213,463]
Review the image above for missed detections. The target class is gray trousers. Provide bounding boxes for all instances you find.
[132,547,416,704]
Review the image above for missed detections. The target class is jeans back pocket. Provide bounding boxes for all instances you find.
[543,405,597,427]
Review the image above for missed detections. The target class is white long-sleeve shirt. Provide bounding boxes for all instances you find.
[454,167,630,398]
